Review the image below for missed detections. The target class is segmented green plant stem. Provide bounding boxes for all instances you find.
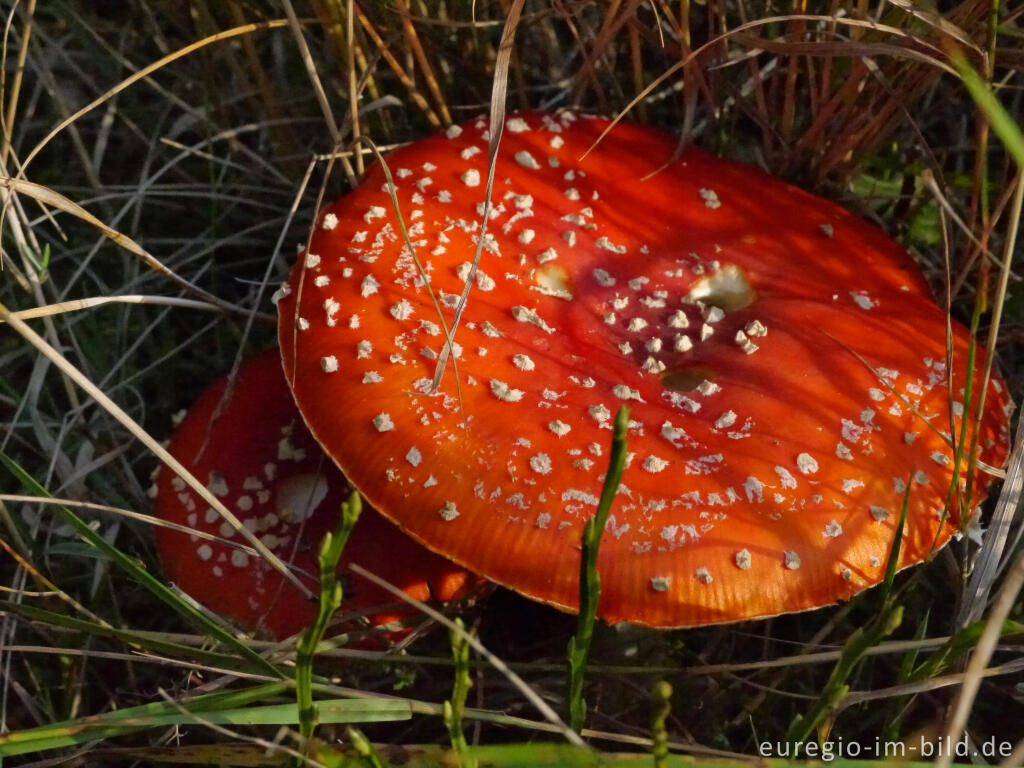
[296,492,362,753]
[444,617,476,768]
[650,681,672,768]
[566,406,630,734]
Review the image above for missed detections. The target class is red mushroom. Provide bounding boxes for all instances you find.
[275,111,1012,627]
[151,347,482,640]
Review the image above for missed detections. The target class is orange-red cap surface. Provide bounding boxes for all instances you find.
[152,348,480,639]
[276,112,1012,627]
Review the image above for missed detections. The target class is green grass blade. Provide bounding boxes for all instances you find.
[952,53,1024,168]
[0,683,285,756]
[0,448,282,678]
[785,479,911,745]
[913,618,1024,681]
[0,694,410,758]
[0,600,241,668]
[880,470,913,608]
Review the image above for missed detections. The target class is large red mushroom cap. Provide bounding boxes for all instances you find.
[152,347,481,640]
[276,111,1013,627]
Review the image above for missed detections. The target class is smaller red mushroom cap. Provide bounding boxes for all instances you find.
[151,348,482,640]
[276,111,1013,628]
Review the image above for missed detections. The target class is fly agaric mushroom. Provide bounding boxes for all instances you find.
[152,347,481,640]
[275,111,1012,628]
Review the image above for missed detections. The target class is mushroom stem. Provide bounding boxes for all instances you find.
[651,680,673,768]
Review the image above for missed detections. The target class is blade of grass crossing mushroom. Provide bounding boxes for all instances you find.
[429,0,524,394]
[296,492,362,749]
[0,449,282,678]
[0,300,314,603]
[785,476,911,747]
[932,216,999,557]
[935,174,984,529]
[444,618,476,768]
[880,472,913,607]
[934,338,978,548]
[282,147,349,385]
[822,331,954,450]
[348,562,586,748]
[567,406,630,734]
[351,136,466,413]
